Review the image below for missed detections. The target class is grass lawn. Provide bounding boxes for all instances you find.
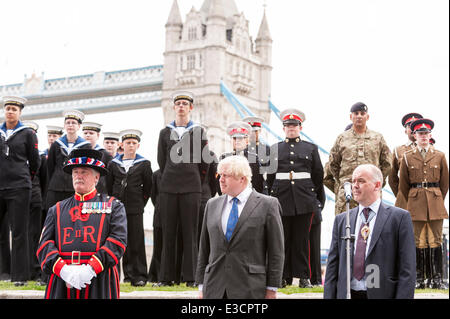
[0,281,448,295]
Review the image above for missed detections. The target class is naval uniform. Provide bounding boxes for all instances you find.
[37,190,127,299]
[46,136,91,210]
[28,151,48,280]
[157,121,209,283]
[267,137,325,281]
[106,154,152,284]
[93,144,113,194]
[0,121,41,281]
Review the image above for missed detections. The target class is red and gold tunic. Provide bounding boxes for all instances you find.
[37,189,127,299]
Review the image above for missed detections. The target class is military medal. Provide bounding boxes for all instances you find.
[361,224,370,243]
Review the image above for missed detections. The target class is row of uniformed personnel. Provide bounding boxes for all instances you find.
[1,93,448,291]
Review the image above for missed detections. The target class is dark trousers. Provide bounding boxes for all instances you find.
[351,289,368,299]
[309,222,322,285]
[0,215,10,277]
[148,226,162,282]
[28,202,43,280]
[123,213,148,283]
[159,192,200,283]
[0,188,31,281]
[282,213,314,279]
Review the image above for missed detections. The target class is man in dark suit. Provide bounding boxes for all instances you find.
[196,155,284,299]
[324,164,416,299]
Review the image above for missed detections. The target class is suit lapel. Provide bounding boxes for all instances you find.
[215,196,228,243]
[349,208,358,264]
[366,202,390,258]
[229,190,261,243]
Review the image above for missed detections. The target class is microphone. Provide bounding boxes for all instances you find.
[343,182,352,202]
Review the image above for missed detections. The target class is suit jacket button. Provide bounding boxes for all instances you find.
[291,181,295,185]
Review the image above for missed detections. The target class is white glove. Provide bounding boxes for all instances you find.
[60,265,82,290]
[78,264,96,287]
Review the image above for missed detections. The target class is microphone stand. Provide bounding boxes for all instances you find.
[342,196,354,299]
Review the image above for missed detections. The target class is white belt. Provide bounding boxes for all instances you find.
[276,172,311,180]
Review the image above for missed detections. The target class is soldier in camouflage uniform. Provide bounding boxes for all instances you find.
[328,102,392,215]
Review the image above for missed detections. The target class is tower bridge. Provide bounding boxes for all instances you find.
[1,0,273,156]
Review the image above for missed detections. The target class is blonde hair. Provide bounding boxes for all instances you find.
[217,155,252,186]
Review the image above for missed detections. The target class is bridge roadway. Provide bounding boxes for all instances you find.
[0,65,163,121]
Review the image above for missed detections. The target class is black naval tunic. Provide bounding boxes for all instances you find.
[157,121,210,283]
[37,190,127,299]
[93,144,113,194]
[216,148,265,194]
[267,137,325,280]
[29,151,48,280]
[0,121,41,281]
[46,135,91,210]
[106,153,152,284]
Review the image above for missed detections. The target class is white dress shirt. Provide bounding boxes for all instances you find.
[350,198,381,291]
[221,186,253,234]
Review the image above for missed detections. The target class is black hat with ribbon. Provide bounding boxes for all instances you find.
[63,149,108,176]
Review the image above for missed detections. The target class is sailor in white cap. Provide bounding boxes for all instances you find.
[102,132,120,158]
[45,125,64,155]
[46,109,91,210]
[81,121,112,194]
[107,129,152,287]
[156,90,210,287]
[267,108,325,288]
[215,121,264,194]
[1,95,41,286]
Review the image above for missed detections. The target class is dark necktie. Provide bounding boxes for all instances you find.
[225,197,239,241]
[353,207,371,281]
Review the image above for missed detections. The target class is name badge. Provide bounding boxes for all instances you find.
[82,202,112,214]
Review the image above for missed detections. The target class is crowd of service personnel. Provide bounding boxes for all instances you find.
[0,93,448,297]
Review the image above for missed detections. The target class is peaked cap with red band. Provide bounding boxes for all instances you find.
[401,113,423,127]
[410,118,434,133]
[280,108,306,125]
[227,121,252,138]
[242,116,264,131]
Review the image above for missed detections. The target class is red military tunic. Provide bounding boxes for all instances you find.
[37,189,127,299]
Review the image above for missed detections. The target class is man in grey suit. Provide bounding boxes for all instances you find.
[196,155,284,299]
[324,164,416,299]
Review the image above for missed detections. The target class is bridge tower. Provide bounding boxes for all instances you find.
[162,0,273,154]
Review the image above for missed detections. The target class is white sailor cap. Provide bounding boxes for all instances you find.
[23,121,39,132]
[227,121,252,138]
[172,91,194,103]
[279,108,306,125]
[82,121,102,133]
[242,116,264,131]
[2,96,27,109]
[63,109,85,123]
[47,125,64,135]
[103,132,120,141]
[120,129,143,142]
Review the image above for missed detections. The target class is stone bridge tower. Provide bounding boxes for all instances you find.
[162,0,273,154]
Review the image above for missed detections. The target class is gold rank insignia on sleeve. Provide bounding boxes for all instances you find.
[81,202,112,214]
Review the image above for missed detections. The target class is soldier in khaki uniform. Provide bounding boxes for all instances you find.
[397,119,449,289]
[389,113,423,207]
[328,102,392,215]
